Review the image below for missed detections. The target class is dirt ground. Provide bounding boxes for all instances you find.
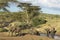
[0,32,53,40]
[0,35,53,40]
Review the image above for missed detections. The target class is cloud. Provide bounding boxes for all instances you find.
[40,0,60,10]
[19,0,60,10]
[8,0,60,14]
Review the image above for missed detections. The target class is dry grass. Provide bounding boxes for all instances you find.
[36,18,60,35]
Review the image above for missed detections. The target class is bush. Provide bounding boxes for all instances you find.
[32,18,47,27]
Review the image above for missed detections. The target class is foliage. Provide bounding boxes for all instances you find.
[0,12,47,28]
[32,17,47,27]
[0,0,18,12]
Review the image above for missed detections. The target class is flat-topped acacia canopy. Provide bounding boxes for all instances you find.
[0,3,8,7]
[0,0,18,12]
[18,2,31,7]
[0,0,17,3]
[0,3,9,12]
[29,6,41,10]
[18,3,40,10]
[0,0,17,7]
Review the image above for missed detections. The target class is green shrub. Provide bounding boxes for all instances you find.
[32,18,47,27]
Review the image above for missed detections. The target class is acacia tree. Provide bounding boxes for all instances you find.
[0,1,47,36]
[27,6,40,19]
[18,2,47,28]
[18,3,31,23]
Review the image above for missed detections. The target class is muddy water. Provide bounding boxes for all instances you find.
[40,33,60,40]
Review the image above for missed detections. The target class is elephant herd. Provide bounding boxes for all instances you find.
[8,26,40,37]
[7,21,56,39]
[45,27,56,38]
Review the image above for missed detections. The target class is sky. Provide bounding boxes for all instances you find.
[7,0,60,14]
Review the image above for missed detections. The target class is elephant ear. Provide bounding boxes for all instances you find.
[45,28,50,31]
[11,21,21,27]
[54,31,56,33]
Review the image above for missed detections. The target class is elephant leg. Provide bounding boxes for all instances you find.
[14,32,16,36]
[10,32,13,37]
[8,31,11,36]
[18,32,20,36]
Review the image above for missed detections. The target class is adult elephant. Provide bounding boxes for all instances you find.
[6,21,22,36]
[30,28,40,36]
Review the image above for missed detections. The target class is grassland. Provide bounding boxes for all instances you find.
[0,12,60,35]
[37,13,60,35]
[0,12,59,40]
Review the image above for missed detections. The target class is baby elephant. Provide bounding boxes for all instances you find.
[50,28,56,38]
